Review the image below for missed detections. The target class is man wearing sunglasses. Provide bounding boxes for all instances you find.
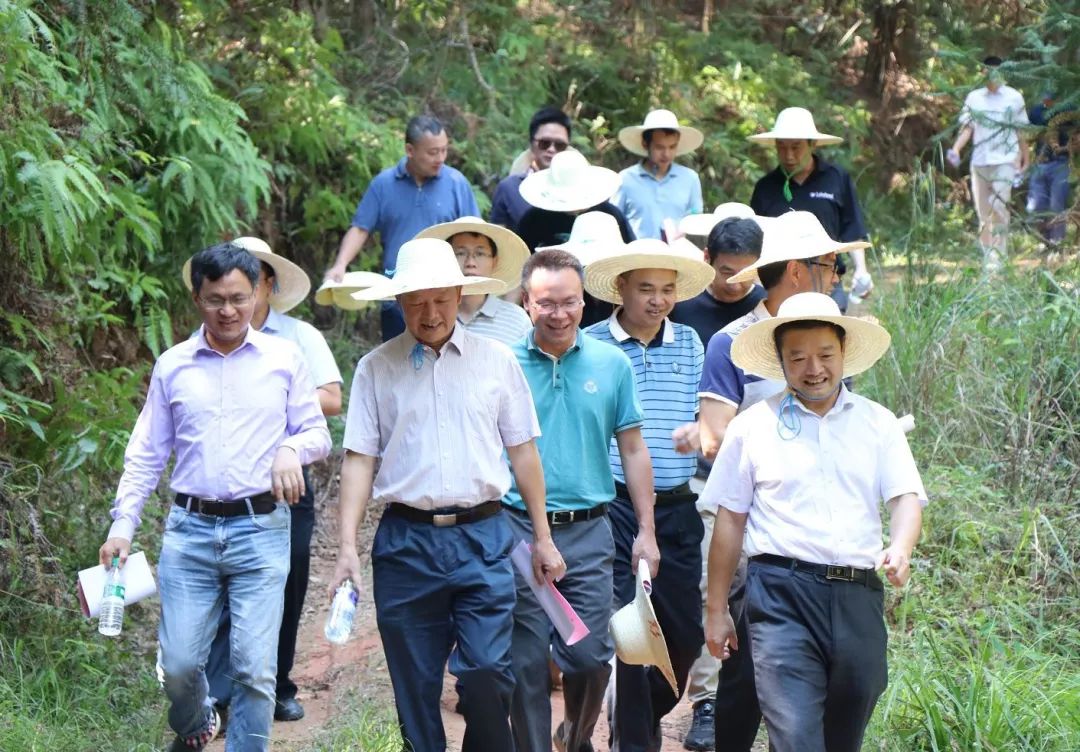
[490,107,575,232]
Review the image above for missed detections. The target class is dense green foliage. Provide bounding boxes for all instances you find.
[0,1,1076,749]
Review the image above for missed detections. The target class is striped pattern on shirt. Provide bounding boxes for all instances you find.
[459,294,533,347]
[584,315,703,490]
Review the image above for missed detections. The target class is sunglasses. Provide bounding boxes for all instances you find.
[533,138,570,152]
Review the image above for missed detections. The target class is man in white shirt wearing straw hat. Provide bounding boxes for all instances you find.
[748,107,873,309]
[582,239,714,752]
[330,238,565,752]
[703,292,926,752]
[416,216,533,346]
[613,109,704,241]
[691,210,862,752]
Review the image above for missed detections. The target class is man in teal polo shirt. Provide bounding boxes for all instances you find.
[505,249,660,752]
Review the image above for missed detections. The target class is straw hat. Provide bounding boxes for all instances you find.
[731,292,891,380]
[538,211,627,266]
[414,217,530,289]
[584,238,714,304]
[748,107,844,147]
[182,237,311,314]
[619,109,704,157]
[519,150,621,213]
[727,211,869,284]
[609,560,678,695]
[679,202,759,238]
[351,238,506,302]
[314,271,389,310]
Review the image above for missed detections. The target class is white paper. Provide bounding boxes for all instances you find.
[510,540,589,646]
[77,551,158,618]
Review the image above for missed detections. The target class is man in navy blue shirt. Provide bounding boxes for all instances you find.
[490,107,574,232]
[1027,91,1077,247]
[325,115,480,341]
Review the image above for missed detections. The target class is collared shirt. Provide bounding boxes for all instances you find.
[959,86,1029,166]
[584,314,703,490]
[703,386,928,568]
[671,285,766,348]
[108,328,331,541]
[750,158,868,243]
[489,172,532,231]
[614,162,704,240]
[699,300,785,410]
[262,308,343,388]
[351,157,480,274]
[505,330,644,511]
[343,325,540,510]
[458,294,533,347]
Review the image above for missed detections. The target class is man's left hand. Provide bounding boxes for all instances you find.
[671,422,700,455]
[876,545,913,587]
[531,536,566,584]
[632,528,661,578]
[271,446,304,505]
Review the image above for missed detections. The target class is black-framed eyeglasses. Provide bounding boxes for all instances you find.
[453,249,495,261]
[533,138,570,153]
[803,260,837,274]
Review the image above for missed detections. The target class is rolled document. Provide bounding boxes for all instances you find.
[510,539,590,646]
[898,413,915,434]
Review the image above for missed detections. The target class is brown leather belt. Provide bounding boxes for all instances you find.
[174,492,278,517]
[385,499,502,527]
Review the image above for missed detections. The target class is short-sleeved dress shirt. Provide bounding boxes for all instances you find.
[613,162,704,240]
[458,294,533,347]
[959,86,1029,167]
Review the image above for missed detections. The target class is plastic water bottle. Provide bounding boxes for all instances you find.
[848,272,873,305]
[324,582,358,644]
[98,557,126,637]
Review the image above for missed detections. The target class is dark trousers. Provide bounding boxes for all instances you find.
[746,560,888,752]
[206,468,315,706]
[380,300,406,342]
[609,494,704,752]
[714,556,761,751]
[373,509,516,752]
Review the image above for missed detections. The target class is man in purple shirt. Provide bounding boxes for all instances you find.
[99,243,331,752]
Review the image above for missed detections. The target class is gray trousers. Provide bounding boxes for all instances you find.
[747,559,888,752]
[506,510,615,752]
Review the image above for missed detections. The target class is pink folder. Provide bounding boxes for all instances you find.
[510,540,590,646]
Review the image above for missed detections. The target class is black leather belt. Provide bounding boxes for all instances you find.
[504,503,608,527]
[751,553,877,586]
[386,499,501,527]
[174,492,278,517]
[614,481,698,506]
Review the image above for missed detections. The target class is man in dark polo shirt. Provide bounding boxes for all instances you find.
[490,107,575,232]
[748,108,872,310]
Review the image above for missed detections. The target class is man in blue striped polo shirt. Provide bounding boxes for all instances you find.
[583,238,715,752]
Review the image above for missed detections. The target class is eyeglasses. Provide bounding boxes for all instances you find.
[529,299,584,314]
[198,294,254,311]
[803,260,837,275]
[533,138,570,153]
[453,249,495,261]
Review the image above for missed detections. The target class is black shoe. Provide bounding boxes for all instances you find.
[683,700,715,751]
[274,697,305,722]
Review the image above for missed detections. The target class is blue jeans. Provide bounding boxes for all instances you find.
[1028,159,1070,244]
[158,502,291,752]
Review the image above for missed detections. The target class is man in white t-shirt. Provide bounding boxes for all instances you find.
[948,55,1030,272]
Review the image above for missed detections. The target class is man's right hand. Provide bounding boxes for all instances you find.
[329,547,362,601]
[99,537,131,568]
[946,148,961,168]
[324,264,347,284]
[705,605,738,660]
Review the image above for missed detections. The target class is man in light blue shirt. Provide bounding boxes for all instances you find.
[614,109,704,240]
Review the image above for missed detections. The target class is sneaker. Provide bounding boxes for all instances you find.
[683,700,715,751]
[168,708,220,751]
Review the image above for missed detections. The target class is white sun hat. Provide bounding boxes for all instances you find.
[584,238,714,304]
[182,236,311,314]
[314,271,389,310]
[519,150,622,213]
[731,292,891,380]
[747,107,844,146]
[609,560,678,696]
[727,211,870,284]
[618,109,705,157]
[538,211,627,266]
[509,145,579,176]
[351,238,506,302]
[678,202,763,238]
[414,217,530,289]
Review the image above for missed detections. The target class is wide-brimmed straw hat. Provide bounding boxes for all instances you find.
[182,237,311,314]
[618,109,704,157]
[679,202,761,238]
[584,238,714,304]
[609,560,678,695]
[731,292,891,379]
[414,217,530,289]
[727,211,869,284]
[538,211,627,266]
[519,150,621,213]
[748,107,844,147]
[352,238,506,302]
[315,271,389,310]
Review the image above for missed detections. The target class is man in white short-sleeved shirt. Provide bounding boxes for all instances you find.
[702,292,926,752]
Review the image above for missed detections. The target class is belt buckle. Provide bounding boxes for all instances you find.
[550,510,574,526]
[196,497,222,515]
[432,513,457,528]
[826,565,854,582]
